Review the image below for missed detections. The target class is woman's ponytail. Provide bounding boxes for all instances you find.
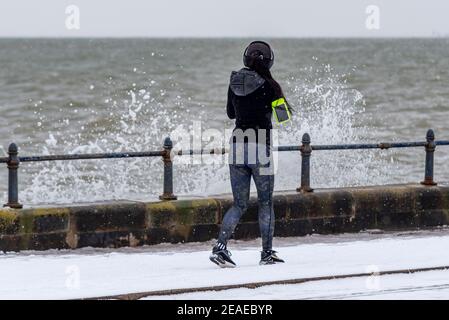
[247,55,293,112]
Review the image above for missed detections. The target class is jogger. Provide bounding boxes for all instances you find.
[210,40,291,267]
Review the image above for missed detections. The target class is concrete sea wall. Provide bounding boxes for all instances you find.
[0,184,448,251]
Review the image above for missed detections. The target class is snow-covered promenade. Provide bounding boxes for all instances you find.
[2,229,449,299]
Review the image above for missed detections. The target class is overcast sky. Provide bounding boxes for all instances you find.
[1,0,449,37]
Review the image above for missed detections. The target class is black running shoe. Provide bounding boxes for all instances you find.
[209,243,236,268]
[260,250,285,265]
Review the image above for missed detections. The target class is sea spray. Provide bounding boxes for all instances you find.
[17,62,395,204]
[275,62,396,189]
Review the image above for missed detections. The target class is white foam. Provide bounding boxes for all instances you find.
[18,64,394,205]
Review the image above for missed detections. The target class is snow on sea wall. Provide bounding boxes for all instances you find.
[0,184,448,251]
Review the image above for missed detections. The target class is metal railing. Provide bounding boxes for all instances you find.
[1,129,448,209]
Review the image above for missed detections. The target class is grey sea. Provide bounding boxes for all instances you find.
[0,38,448,205]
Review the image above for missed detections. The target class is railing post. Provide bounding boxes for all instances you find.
[421,129,437,186]
[297,133,313,193]
[4,143,23,209]
[159,137,177,200]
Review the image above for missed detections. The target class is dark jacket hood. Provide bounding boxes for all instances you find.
[229,68,265,97]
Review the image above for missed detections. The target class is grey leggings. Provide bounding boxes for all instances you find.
[217,162,275,251]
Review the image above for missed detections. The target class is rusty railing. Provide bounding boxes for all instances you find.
[1,129,448,209]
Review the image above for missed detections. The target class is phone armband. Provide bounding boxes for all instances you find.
[271,97,291,124]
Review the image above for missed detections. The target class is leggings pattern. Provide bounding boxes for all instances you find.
[218,161,275,251]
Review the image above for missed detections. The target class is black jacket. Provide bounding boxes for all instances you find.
[226,68,275,131]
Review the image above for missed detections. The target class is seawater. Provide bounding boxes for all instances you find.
[0,38,448,204]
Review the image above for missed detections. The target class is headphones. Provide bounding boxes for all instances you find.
[243,41,274,69]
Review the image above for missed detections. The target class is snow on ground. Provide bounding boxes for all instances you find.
[145,270,449,300]
[1,229,449,300]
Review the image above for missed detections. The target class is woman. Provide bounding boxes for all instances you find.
[210,41,290,268]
